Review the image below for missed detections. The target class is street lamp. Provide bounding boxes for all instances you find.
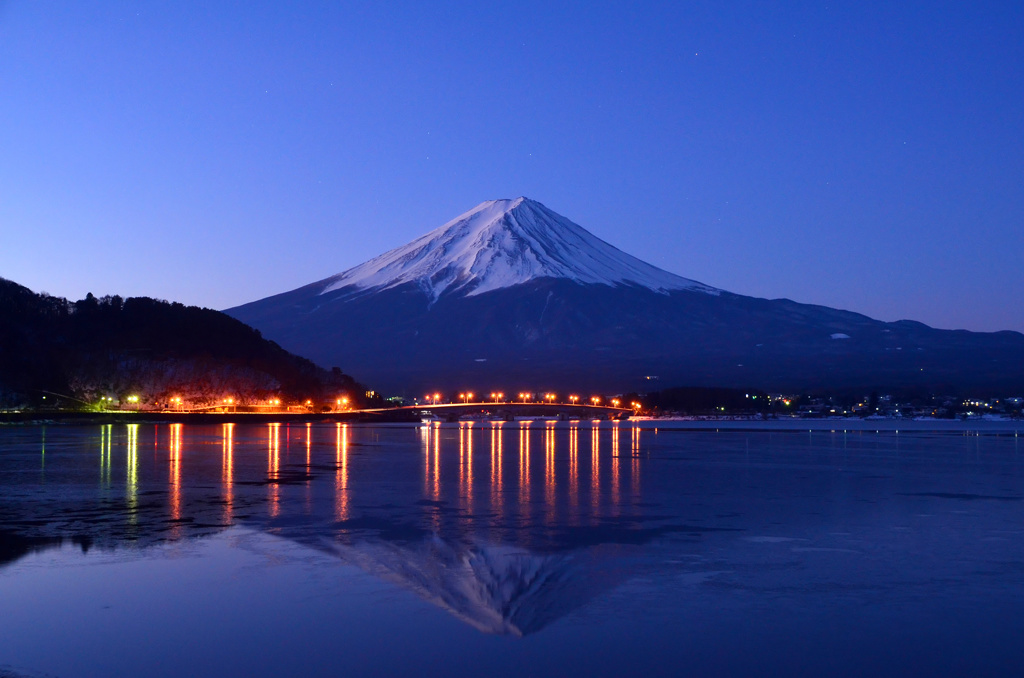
[466,392,473,402]
[569,395,579,405]
[611,398,620,407]
[591,396,601,405]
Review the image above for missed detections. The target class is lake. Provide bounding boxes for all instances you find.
[2,421,1024,677]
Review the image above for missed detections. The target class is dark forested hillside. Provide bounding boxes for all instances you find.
[0,277,367,409]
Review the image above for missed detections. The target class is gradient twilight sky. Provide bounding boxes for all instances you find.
[1,1,1021,331]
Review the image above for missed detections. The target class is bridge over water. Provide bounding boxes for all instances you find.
[367,401,632,422]
[0,401,631,425]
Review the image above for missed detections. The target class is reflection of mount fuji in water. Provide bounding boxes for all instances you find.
[317,535,619,636]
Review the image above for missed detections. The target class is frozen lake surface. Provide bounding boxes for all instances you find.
[2,421,1024,677]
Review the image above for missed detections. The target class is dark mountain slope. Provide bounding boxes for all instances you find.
[230,277,1024,395]
[0,277,365,408]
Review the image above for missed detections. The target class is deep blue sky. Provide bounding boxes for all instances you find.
[1,1,1021,331]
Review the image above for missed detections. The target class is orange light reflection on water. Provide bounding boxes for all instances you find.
[166,420,656,533]
[336,423,349,522]
[433,422,441,503]
[590,422,600,518]
[306,423,312,468]
[631,425,641,497]
[421,423,431,497]
[544,421,556,522]
[569,423,579,521]
[611,423,620,511]
[459,422,474,512]
[169,423,182,535]
[490,422,504,522]
[222,423,234,525]
[268,423,280,518]
[519,421,531,512]
[304,422,313,514]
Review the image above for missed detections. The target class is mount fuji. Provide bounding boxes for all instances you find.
[227,198,1024,395]
[315,197,717,302]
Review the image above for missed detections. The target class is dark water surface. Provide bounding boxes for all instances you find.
[2,421,1024,677]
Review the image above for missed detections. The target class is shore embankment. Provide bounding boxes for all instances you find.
[0,409,420,425]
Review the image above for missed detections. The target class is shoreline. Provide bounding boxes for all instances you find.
[632,417,1023,433]
[0,410,419,426]
[1,411,1021,433]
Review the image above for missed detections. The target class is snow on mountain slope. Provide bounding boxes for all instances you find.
[320,197,718,301]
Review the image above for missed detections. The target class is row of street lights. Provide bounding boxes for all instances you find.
[421,392,636,409]
[124,395,355,411]
[102,392,639,413]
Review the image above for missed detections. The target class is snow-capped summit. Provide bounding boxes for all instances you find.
[320,197,717,301]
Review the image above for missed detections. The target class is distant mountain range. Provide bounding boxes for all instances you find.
[0,277,365,408]
[227,198,1024,395]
